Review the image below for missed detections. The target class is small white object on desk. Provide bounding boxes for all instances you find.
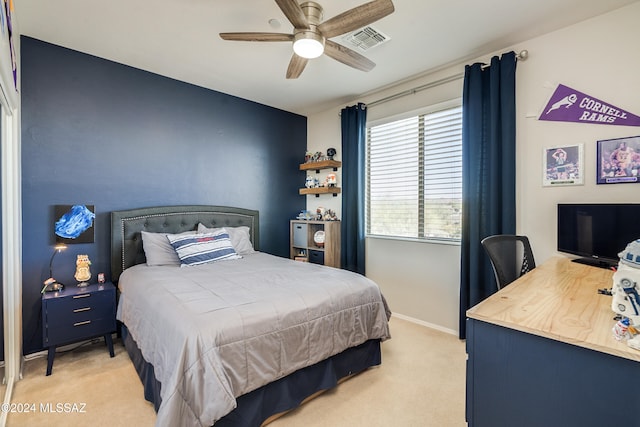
[628,335,640,351]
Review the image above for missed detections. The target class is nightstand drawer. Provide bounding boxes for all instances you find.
[46,289,113,312]
[45,316,116,346]
[44,292,114,330]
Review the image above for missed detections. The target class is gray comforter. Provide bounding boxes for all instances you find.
[116,252,391,427]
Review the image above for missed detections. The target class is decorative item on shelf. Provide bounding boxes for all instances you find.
[322,209,338,221]
[42,243,67,293]
[296,210,315,220]
[294,249,308,262]
[313,230,325,248]
[326,173,337,187]
[74,254,92,287]
[305,175,320,188]
[305,151,324,163]
[316,207,325,220]
[611,239,640,351]
[327,147,337,160]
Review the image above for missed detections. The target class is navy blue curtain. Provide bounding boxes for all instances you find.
[340,103,367,274]
[459,51,517,339]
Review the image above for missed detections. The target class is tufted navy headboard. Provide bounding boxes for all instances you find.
[110,205,259,283]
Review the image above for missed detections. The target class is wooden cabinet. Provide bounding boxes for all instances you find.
[299,160,341,197]
[290,220,341,268]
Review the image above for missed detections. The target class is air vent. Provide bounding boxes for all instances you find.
[341,26,390,52]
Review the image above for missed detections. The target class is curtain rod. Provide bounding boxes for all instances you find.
[367,49,528,109]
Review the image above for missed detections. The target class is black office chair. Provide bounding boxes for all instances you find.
[481,234,536,290]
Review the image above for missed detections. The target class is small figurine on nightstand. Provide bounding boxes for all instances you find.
[611,239,640,350]
[74,254,92,287]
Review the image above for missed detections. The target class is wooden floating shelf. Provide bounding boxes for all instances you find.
[299,187,341,197]
[300,160,342,173]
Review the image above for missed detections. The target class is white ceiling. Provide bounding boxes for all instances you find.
[14,0,638,115]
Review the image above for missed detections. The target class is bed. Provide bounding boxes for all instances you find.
[111,205,391,427]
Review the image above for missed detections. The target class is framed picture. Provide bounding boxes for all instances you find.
[597,135,640,184]
[54,204,96,244]
[542,144,584,186]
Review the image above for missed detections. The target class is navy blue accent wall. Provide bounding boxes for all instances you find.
[20,36,307,354]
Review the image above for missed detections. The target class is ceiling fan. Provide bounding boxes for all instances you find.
[219,0,395,79]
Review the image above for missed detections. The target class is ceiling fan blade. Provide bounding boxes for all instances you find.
[220,32,294,42]
[274,0,309,29]
[286,54,309,79]
[318,0,395,39]
[324,40,375,72]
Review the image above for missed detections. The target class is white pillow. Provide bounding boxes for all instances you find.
[197,224,255,255]
[167,229,241,266]
[141,230,196,266]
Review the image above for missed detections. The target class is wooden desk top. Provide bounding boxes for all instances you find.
[467,257,640,362]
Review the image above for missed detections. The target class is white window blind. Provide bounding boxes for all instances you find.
[366,105,462,241]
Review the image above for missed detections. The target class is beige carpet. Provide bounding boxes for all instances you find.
[7,317,466,426]
[7,339,156,427]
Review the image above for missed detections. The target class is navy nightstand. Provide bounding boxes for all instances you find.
[42,282,117,376]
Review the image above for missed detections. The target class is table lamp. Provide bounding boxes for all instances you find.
[42,243,67,293]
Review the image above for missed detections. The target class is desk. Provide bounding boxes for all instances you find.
[466,257,639,427]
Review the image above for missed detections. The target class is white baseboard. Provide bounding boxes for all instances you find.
[23,333,118,361]
[390,312,458,336]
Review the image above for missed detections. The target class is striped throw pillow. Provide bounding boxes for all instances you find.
[167,229,241,266]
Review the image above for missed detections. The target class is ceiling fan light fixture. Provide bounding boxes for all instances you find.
[220,0,396,78]
[293,31,325,59]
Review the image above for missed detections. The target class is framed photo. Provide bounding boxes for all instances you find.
[54,204,96,244]
[542,144,584,186]
[597,135,640,184]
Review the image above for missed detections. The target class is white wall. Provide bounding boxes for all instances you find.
[516,3,640,263]
[307,2,640,334]
[306,109,343,219]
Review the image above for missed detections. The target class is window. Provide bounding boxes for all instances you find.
[366,104,462,242]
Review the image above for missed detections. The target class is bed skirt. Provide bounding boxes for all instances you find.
[121,325,382,426]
